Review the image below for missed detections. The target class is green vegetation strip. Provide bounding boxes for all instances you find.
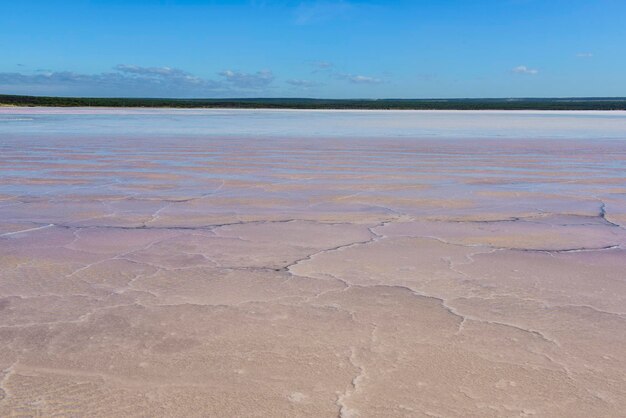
[2,94,626,110]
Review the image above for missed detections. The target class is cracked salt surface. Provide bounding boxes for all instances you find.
[0,108,625,417]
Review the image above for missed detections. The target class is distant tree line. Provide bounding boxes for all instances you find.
[2,94,626,110]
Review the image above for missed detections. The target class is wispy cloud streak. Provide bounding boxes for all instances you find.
[512,65,539,75]
[218,70,275,89]
[0,65,275,97]
[334,72,383,84]
[294,1,354,25]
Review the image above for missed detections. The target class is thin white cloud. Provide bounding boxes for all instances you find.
[294,1,354,25]
[116,64,182,76]
[115,64,206,85]
[335,73,383,84]
[512,65,539,75]
[0,65,274,97]
[350,75,381,84]
[287,79,319,88]
[576,52,593,58]
[310,60,333,70]
[218,69,275,89]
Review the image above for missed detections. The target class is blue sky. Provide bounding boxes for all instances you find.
[1,0,625,98]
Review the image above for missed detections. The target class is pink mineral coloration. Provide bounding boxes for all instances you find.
[1,108,625,417]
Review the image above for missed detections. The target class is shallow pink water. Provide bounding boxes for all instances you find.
[1,109,625,417]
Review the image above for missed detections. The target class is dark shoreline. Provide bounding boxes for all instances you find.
[2,94,626,110]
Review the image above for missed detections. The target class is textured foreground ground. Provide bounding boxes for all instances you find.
[1,109,626,417]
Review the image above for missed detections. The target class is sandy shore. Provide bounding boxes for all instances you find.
[1,110,625,416]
